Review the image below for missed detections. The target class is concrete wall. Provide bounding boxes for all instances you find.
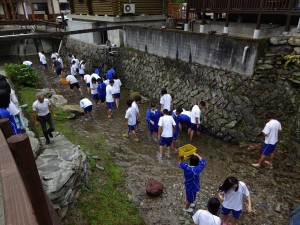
[67,21,101,44]
[123,26,259,76]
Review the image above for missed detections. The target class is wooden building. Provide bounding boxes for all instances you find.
[69,0,167,16]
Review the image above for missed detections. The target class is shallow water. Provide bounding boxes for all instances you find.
[1,54,299,225]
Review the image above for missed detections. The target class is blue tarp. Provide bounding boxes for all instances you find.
[290,206,300,225]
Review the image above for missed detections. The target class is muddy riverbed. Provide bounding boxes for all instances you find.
[2,55,300,225]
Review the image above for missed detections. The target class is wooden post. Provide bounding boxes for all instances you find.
[185,0,190,24]
[50,0,55,21]
[86,0,93,15]
[8,0,16,20]
[30,0,35,20]
[0,118,13,139]
[3,0,10,20]
[284,0,296,32]
[7,134,61,225]
[21,0,26,20]
[69,0,74,14]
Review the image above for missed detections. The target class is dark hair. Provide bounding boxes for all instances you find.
[207,198,220,216]
[127,99,133,107]
[134,96,142,102]
[265,111,275,120]
[189,155,199,166]
[80,97,84,100]
[200,101,206,107]
[0,74,11,108]
[102,75,107,80]
[176,107,183,114]
[161,88,167,95]
[162,109,169,115]
[96,78,102,83]
[218,177,238,193]
[150,102,156,108]
[91,77,96,83]
[109,79,114,84]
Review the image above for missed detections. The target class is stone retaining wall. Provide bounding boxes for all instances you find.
[61,35,300,155]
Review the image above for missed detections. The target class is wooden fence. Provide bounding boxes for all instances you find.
[0,118,62,225]
[0,20,66,32]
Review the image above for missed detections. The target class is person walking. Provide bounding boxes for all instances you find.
[190,101,206,141]
[217,177,252,225]
[251,111,282,169]
[178,153,206,213]
[32,92,55,145]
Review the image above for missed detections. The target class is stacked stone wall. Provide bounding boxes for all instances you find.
[62,36,300,155]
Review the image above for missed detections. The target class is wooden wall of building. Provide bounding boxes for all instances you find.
[70,0,166,16]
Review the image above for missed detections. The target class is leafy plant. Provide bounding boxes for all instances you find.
[3,63,38,87]
[284,54,300,68]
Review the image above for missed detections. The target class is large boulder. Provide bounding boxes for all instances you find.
[61,104,84,116]
[146,178,164,197]
[50,94,68,107]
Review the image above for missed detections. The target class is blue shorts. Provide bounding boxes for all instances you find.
[84,105,92,113]
[221,206,242,219]
[86,83,90,87]
[173,129,179,140]
[80,73,85,78]
[186,190,197,204]
[160,137,173,147]
[76,68,79,72]
[128,125,135,131]
[92,94,99,100]
[148,124,158,133]
[261,143,277,156]
[43,63,48,68]
[191,123,201,131]
[114,93,120,99]
[107,102,114,109]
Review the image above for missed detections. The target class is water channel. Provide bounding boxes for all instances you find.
[1,54,299,225]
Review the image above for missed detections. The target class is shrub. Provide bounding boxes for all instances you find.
[284,54,300,68]
[3,63,38,87]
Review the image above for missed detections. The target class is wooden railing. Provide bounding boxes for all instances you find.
[0,20,66,32]
[0,119,62,225]
[188,0,300,13]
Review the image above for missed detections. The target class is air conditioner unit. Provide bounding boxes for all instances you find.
[123,4,135,14]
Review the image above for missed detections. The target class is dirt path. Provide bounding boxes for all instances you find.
[2,55,300,225]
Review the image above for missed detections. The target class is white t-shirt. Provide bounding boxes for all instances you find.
[7,101,19,116]
[158,115,176,138]
[104,80,110,86]
[222,181,250,211]
[51,53,58,60]
[23,61,33,66]
[40,54,47,64]
[106,85,114,103]
[32,99,50,116]
[58,57,64,68]
[113,79,122,93]
[125,107,137,126]
[79,63,85,74]
[10,89,18,106]
[90,82,98,95]
[131,101,139,115]
[262,119,282,145]
[193,209,221,225]
[160,93,172,111]
[191,105,201,124]
[181,110,191,118]
[73,58,79,68]
[84,74,91,84]
[80,98,92,108]
[91,73,100,80]
[66,75,78,84]
[71,64,77,76]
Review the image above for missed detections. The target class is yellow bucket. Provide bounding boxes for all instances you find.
[178,144,197,157]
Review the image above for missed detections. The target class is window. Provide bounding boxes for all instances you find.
[33,3,47,11]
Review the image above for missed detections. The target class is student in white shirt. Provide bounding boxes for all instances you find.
[32,92,55,145]
[70,60,78,77]
[217,177,252,225]
[132,95,142,131]
[190,101,206,141]
[123,100,139,142]
[193,198,222,225]
[84,74,91,93]
[105,79,115,118]
[160,88,172,112]
[79,60,86,81]
[113,75,122,108]
[66,74,83,95]
[23,61,33,67]
[39,51,48,71]
[158,109,176,159]
[79,97,93,120]
[51,52,58,60]
[252,111,282,169]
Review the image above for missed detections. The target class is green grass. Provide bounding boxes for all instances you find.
[18,87,146,225]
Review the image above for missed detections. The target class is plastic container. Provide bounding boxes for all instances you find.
[60,78,68,85]
[178,144,197,157]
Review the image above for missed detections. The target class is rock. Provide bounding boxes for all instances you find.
[50,94,68,107]
[225,120,237,129]
[270,37,288,45]
[146,178,164,197]
[39,88,56,98]
[257,64,273,70]
[92,155,101,160]
[29,136,41,158]
[288,37,300,46]
[61,105,84,116]
[130,92,141,100]
[96,164,104,170]
[275,204,281,213]
[294,47,300,54]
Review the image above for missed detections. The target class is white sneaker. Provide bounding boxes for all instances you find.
[190,203,196,208]
[183,208,193,213]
